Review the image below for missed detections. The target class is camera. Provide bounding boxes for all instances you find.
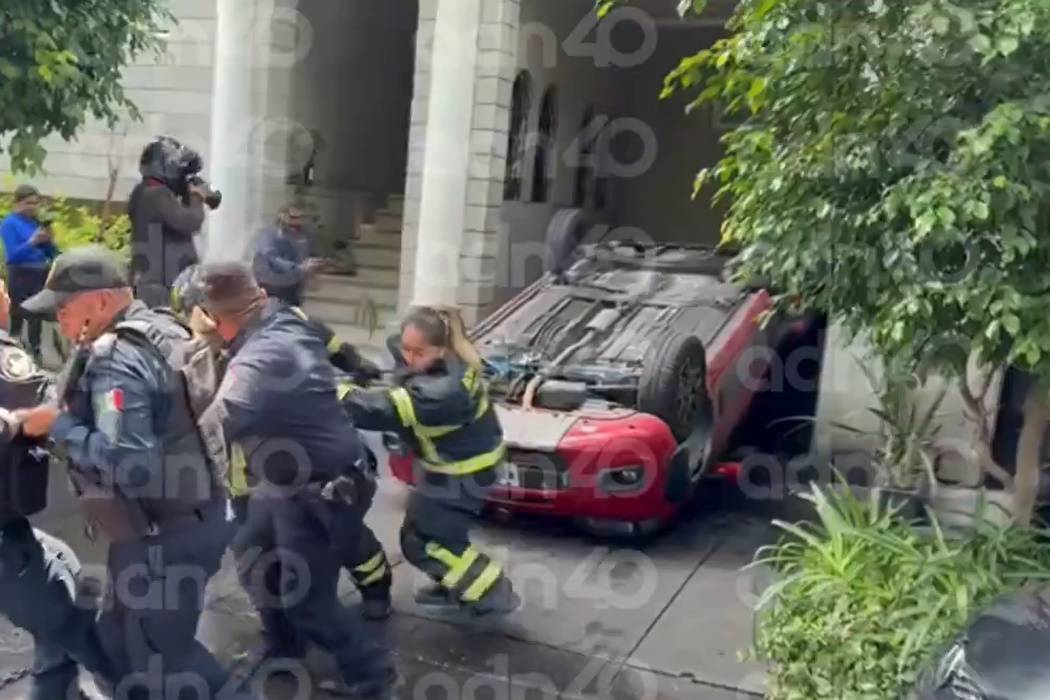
[186,175,223,211]
[140,136,223,211]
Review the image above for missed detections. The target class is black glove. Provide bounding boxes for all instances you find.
[353,357,383,385]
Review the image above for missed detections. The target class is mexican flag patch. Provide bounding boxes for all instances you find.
[95,388,125,442]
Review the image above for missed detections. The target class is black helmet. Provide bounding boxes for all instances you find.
[170,264,205,319]
[139,136,202,186]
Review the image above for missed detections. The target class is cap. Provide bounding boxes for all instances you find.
[21,246,129,316]
[198,262,263,315]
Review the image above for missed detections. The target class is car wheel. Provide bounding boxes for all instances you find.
[638,332,709,442]
[544,208,591,277]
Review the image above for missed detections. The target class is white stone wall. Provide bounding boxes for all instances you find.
[0,0,218,203]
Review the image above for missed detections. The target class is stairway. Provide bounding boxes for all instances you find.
[303,194,404,367]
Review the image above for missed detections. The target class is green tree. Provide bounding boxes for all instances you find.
[645,0,1050,524]
[0,0,168,173]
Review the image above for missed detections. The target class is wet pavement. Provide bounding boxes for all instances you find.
[0,436,777,700]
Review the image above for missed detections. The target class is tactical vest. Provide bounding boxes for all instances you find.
[111,319,226,523]
[0,333,50,523]
[62,315,225,539]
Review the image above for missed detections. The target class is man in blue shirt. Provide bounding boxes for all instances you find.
[252,202,340,306]
[0,185,58,361]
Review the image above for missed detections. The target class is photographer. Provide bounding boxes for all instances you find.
[0,185,59,362]
[128,136,220,308]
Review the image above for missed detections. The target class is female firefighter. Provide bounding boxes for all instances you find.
[339,305,520,617]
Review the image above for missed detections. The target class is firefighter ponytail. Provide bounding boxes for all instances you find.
[402,305,482,371]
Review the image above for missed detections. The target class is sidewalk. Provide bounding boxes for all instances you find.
[0,452,774,700]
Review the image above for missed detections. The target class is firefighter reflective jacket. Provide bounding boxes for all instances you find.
[340,358,505,476]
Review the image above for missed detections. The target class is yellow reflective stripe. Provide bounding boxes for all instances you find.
[425,542,461,570]
[414,393,491,439]
[358,564,388,587]
[462,366,479,393]
[354,552,385,574]
[337,380,356,401]
[461,562,503,602]
[440,546,480,589]
[290,306,308,320]
[420,443,506,476]
[229,443,249,497]
[326,334,342,355]
[389,388,418,428]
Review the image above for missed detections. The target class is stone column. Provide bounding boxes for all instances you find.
[205,0,255,262]
[401,0,519,324]
[409,0,483,305]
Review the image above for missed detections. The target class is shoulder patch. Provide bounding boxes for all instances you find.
[93,388,125,443]
[0,346,35,381]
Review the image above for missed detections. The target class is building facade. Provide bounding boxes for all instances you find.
[1,0,735,356]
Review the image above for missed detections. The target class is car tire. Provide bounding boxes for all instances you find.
[638,332,709,442]
[544,208,591,277]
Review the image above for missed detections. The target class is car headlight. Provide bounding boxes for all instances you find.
[598,465,647,493]
[382,432,410,458]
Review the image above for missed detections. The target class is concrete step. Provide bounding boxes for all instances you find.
[373,212,403,233]
[302,298,397,329]
[352,244,401,269]
[385,195,404,216]
[311,267,399,288]
[354,223,402,249]
[306,281,399,309]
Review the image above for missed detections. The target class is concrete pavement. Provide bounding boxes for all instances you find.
[0,444,776,700]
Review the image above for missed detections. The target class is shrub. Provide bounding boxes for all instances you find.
[751,485,1050,699]
[0,191,130,261]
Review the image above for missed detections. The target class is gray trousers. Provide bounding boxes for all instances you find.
[0,518,112,700]
[99,501,246,700]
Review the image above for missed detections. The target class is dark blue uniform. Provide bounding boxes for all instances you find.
[51,302,243,700]
[214,301,394,691]
[0,330,113,700]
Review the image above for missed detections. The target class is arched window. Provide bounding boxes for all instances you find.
[504,71,532,201]
[530,86,558,203]
[573,105,596,208]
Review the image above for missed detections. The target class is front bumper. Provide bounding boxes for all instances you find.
[387,408,683,524]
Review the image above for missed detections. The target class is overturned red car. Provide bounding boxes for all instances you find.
[385,241,804,535]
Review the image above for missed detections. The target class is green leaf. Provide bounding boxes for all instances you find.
[998,35,1020,57]
[1003,314,1021,336]
[970,34,993,54]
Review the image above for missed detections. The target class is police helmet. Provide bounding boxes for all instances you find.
[170,264,206,319]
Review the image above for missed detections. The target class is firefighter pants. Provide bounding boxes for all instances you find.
[231,489,393,686]
[98,501,247,700]
[0,519,113,700]
[400,467,506,603]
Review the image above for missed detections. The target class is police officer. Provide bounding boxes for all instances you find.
[170,265,393,623]
[0,278,114,700]
[15,247,248,700]
[197,262,396,697]
[339,305,519,617]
